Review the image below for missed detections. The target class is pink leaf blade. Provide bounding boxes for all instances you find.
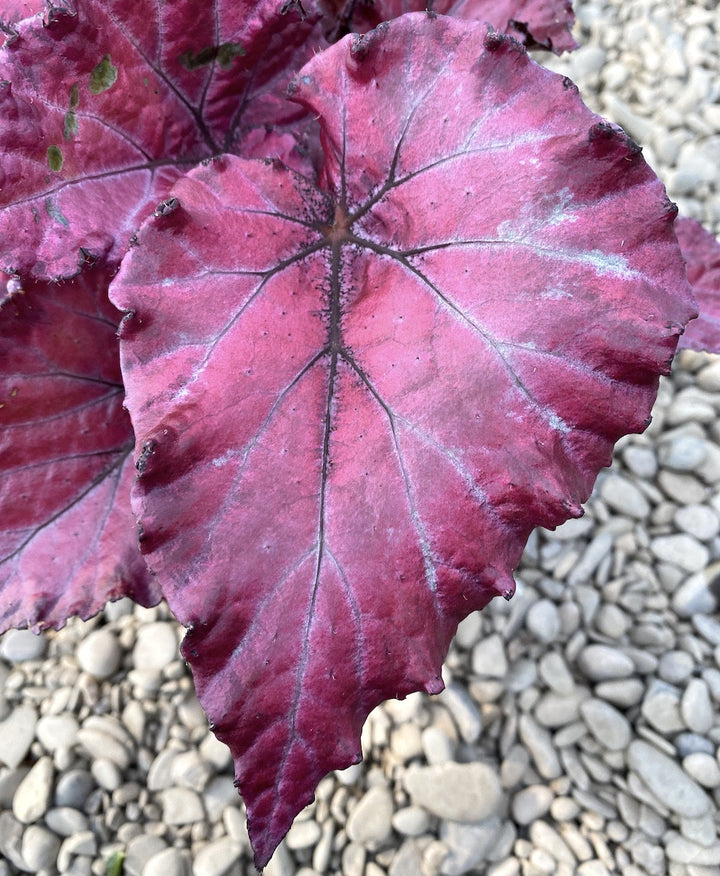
[320,0,576,52]
[112,16,694,867]
[0,0,325,279]
[0,269,160,632]
[675,216,720,354]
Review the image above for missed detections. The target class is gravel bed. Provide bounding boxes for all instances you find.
[1,0,719,874]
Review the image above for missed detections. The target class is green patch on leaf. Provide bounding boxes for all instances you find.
[89,55,118,94]
[45,197,69,228]
[47,145,63,172]
[64,84,80,140]
[178,41,245,71]
[63,112,79,141]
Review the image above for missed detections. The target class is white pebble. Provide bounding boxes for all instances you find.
[12,756,54,824]
[680,679,714,735]
[512,785,553,825]
[600,475,650,518]
[76,628,122,679]
[579,698,631,750]
[576,645,635,681]
[0,630,46,663]
[628,741,710,817]
[650,534,709,573]
[346,785,393,846]
[403,762,502,822]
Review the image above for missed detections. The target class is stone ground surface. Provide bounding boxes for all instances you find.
[1,0,720,874]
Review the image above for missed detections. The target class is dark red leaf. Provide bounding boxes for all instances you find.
[111,15,694,866]
[0,0,324,279]
[0,268,159,632]
[321,0,576,52]
[675,217,720,354]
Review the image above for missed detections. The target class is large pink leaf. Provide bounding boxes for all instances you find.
[0,0,43,24]
[675,217,720,353]
[0,0,324,279]
[111,15,694,867]
[0,268,160,632]
[321,0,576,52]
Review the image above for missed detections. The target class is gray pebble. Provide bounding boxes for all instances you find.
[44,807,89,837]
[403,762,502,822]
[673,565,720,616]
[0,630,46,663]
[471,633,507,678]
[680,678,714,734]
[659,435,708,471]
[641,681,685,734]
[675,732,715,758]
[347,785,393,846]
[76,728,131,770]
[682,752,720,788]
[438,683,482,743]
[193,838,242,876]
[594,603,628,639]
[576,645,635,681]
[124,834,168,876]
[658,470,707,504]
[0,705,37,769]
[511,785,553,825]
[600,474,650,518]
[439,817,500,875]
[35,714,79,753]
[20,824,60,871]
[392,806,431,837]
[628,741,710,817]
[525,599,561,644]
[622,445,658,478]
[54,770,95,809]
[159,787,205,825]
[579,698,631,750]
[693,614,720,645]
[518,714,561,779]
[12,756,53,824]
[534,692,584,728]
[674,504,720,540]
[421,726,455,765]
[650,534,709,572]
[657,650,695,684]
[568,533,613,586]
[91,758,122,791]
[76,628,122,679]
[133,623,178,670]
[538,652,574,696]
[665,833,720,866]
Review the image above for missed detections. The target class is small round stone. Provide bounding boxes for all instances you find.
[76,628,122,680]
[0,630,46,663]
[511,785,553,825]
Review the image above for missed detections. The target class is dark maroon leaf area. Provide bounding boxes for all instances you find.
[0,0,324,279]
[0,269,159,632]
[112,16,694,865]
[321,0,576,52]
[675,216,720,354]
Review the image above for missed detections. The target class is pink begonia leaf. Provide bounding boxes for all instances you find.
[321,0,576,52]
[0,0,43,24]
[675,217,720,353]
[111,15,694,867]
[0,0,324,280]
[0,268,160,632]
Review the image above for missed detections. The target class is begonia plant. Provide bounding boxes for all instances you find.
[1,0,718,867]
